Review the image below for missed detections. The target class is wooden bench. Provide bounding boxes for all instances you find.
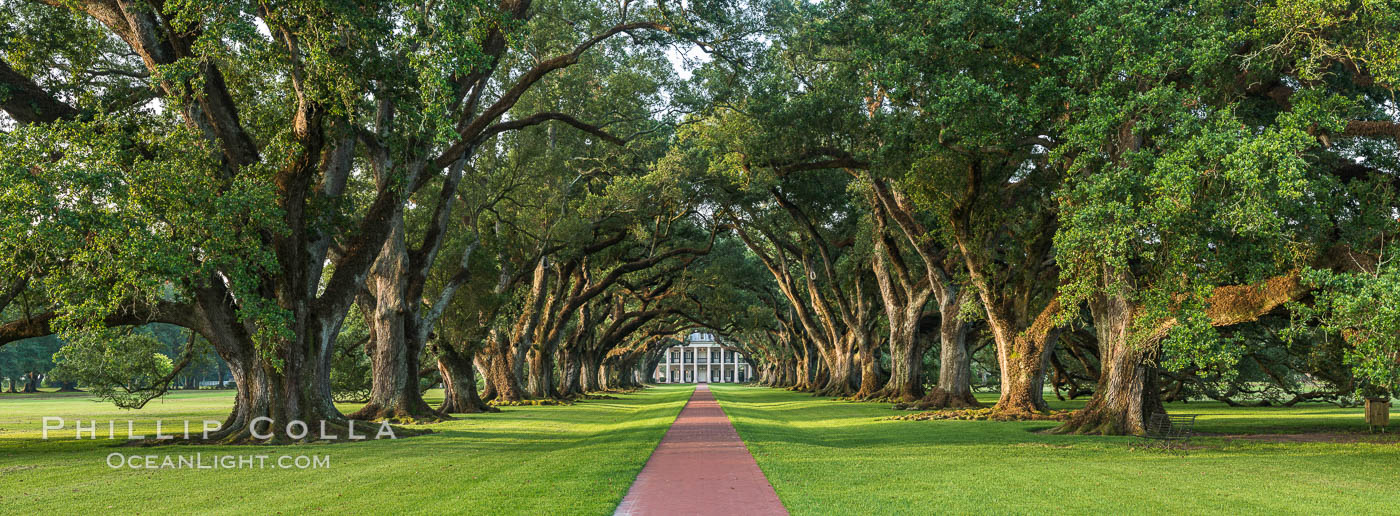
[1135,413,1198,454]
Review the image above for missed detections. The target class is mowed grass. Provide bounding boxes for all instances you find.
[710,385,1400,515]
[0,385,693,515]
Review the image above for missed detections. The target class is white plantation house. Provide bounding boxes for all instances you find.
[653,331,754,384]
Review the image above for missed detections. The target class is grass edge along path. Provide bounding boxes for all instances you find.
[615,384,787,515]
[0,385,694,515]
[710,384,1400,515]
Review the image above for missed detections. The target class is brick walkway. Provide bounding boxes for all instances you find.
[614,384,788,516]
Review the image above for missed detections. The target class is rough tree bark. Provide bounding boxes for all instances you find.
[436,344,496,414]
[351,213,440,422]
[869,178,980,407]
[869,224,929,402]
[922,291,980,408]
[580,351,604,392]
[988,300,1062,417]
[1058,273,1312,434]
[558,347,583,397]
[477,356,497,400]
[478,334,526,402]
[817,346,858,397]
[947,161,1062,418]
[1057,291,1160,434]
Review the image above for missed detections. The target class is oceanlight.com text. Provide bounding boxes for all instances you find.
[106,453,331,470]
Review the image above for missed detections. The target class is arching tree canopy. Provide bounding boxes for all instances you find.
[2,0,1396,441]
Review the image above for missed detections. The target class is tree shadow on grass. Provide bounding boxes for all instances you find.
[709,386,1397,457]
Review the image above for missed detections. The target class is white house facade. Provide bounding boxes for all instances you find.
[653,331,753,384]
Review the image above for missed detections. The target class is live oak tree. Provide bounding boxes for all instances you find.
[669,61,883,398]
[347,0,682,419]
[0,0,717,441]
[675,1,993,405]
[835,0,1072,417]
[1053,0,1400,434]
[1,0,381,441]
[703,0,1066,410]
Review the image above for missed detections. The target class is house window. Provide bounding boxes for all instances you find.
[684,369,693,382]
[684,350,694,363]
[725,350,734,363]
[671,351,680,363]
[711,369,720,382]
[670,370,679,382]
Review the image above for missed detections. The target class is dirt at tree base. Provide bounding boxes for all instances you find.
[884,407,1073,422]
[488,398,572,407]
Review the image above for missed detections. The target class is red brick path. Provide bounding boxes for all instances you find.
[614,384,788,516]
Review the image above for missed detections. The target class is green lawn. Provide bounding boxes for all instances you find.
[0,385,693,515]
[710,385,1400,515]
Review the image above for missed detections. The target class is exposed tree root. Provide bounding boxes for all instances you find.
[348,402,449,424]
[845,388,890,402]
[1052,405,1150,435]
[437,399,500,415]
[489,398,573,407]
[893,388,984,410]
[815,382,857,398]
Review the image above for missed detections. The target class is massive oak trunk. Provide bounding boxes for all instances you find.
[525,348,560,399]
[216,342,344,443]
[477,356,497,400]
[580,351,603,392]
[478,336,525,402]
[881,316,925,402]
[558,347,583,397]
[794,340,819,391]
[616,356,645,390]
[436,344,496,414]
[188,282,359,443]
[920,291,979,408]
[350,211,441,422]
[597,360,617,391]
[1057,273,1310,434]
[1058,293,1161,434]
[852,330,884,399]
[991,304,1062,417]
[817,347,857,397]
